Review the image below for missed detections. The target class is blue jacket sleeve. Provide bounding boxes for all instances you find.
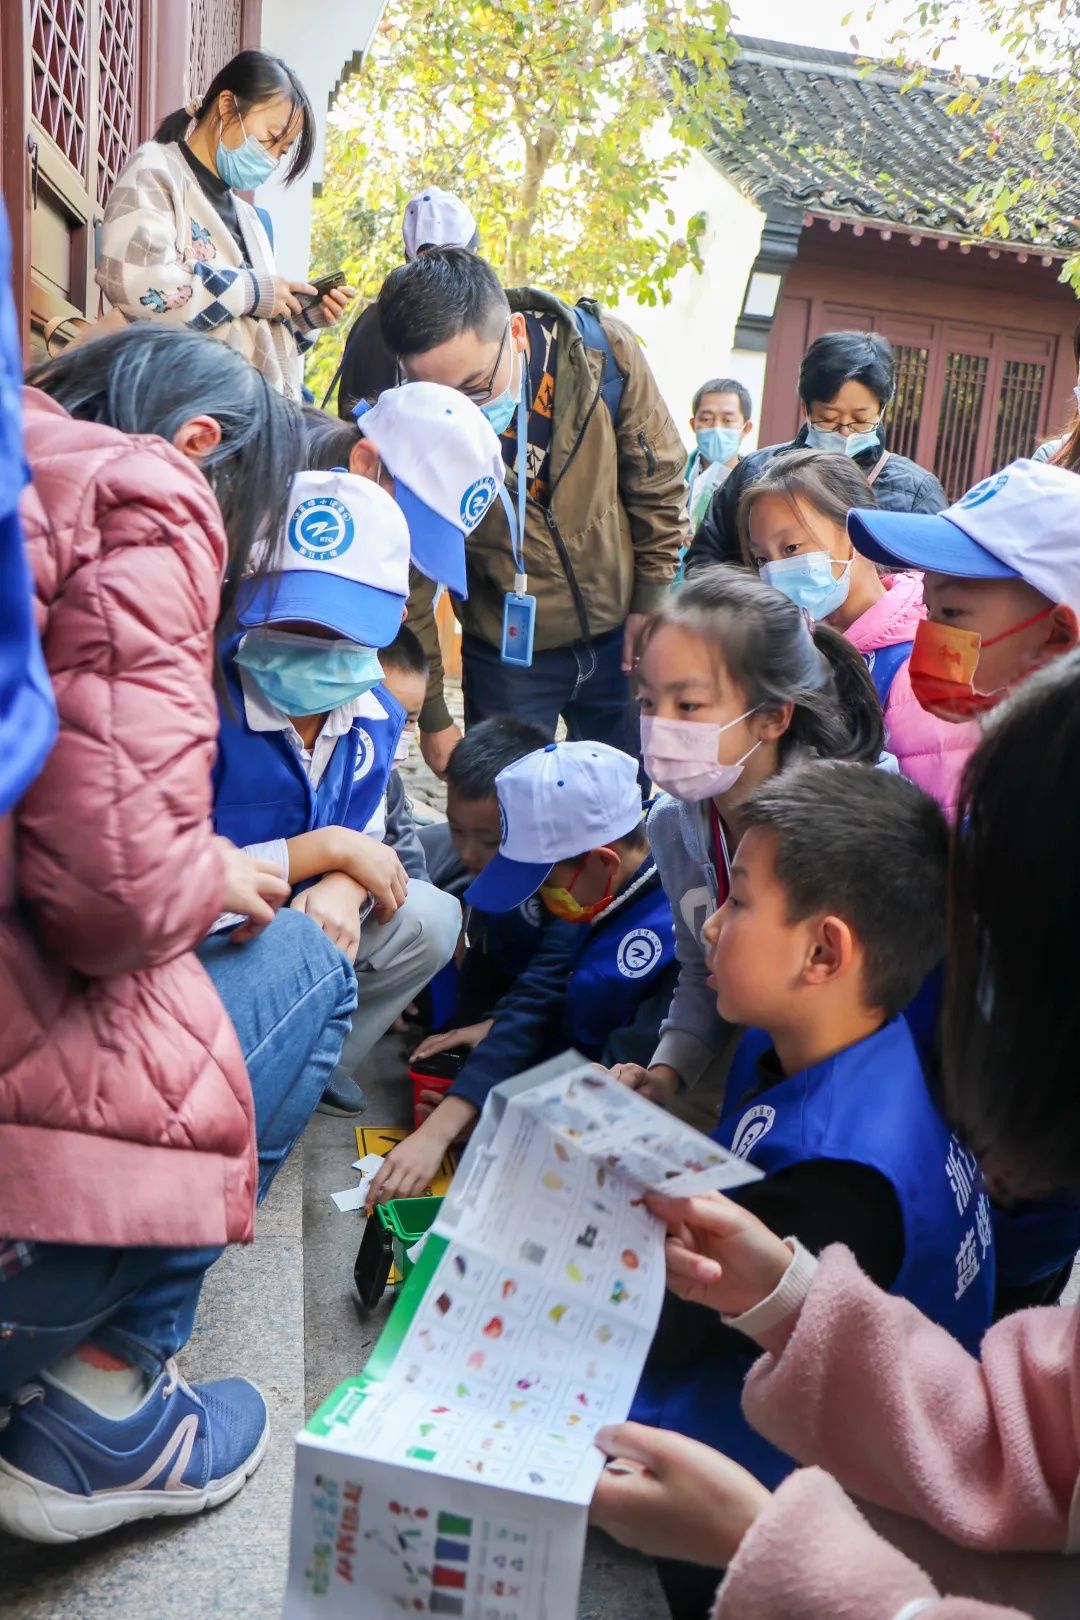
[448,918,579,1112]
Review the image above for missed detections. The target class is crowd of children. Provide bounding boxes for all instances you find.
[7,171,1080,1620]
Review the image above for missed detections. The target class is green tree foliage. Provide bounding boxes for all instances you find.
[306,0,737,401]
[845,2,1080,292]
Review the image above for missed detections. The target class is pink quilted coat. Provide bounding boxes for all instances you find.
[712,1242,1079,1619]
[0,389,256,1251]
[844,572,980,819]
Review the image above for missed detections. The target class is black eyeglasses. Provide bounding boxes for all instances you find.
[461,320,511,405]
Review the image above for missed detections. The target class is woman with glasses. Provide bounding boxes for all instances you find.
[684,330,947,577]
[94,49,355,401]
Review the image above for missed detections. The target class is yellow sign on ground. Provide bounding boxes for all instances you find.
[354,1127,459,1285]
[353,1127,458,1197]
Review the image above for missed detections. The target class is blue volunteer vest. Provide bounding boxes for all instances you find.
[632,1017,995,1488]
[561,873,676,1059]
[212,641,406,847]
[469,895,546,981]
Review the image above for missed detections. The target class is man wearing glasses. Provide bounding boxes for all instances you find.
[684,330,947,578]
[377,248,687,777]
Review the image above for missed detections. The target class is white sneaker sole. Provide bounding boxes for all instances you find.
[0,1416,270,1544]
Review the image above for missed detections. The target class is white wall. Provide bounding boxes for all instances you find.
[612,146,766,450]
[258,0,387,278]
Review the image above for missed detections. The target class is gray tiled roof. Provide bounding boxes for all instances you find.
[704,36,1079,250]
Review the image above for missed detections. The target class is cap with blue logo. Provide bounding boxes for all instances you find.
[236,469,411,648]
[402,187,478,261]
[464,741,643,914]
[848,459,1080,612]
[354,382,504,598]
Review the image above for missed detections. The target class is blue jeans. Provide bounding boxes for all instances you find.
[461,626,640,760]
[0,910,356,1395]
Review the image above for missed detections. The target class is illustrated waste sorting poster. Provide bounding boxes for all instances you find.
[284,1053,762,1619]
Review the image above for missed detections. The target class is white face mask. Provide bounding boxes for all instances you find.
[393,729,413,764]
[640,709,760,802]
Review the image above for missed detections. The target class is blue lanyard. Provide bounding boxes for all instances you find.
[497,373,529,592]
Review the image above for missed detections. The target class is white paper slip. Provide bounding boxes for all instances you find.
[330,1185,367,1213]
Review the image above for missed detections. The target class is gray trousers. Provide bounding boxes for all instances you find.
[338,878,461,1075]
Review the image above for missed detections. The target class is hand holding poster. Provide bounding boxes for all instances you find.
[285,1053,762,1618]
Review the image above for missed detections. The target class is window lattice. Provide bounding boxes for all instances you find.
[30,0,89,176]
[96,0,138,202]
[188,0,243,104]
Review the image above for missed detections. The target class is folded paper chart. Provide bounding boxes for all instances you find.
[285,1052,762,1619]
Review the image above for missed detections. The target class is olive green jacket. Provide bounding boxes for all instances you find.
[411,287,689,731]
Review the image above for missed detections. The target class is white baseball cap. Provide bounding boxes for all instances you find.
[353,382,504,597]
[402,187,478,261]
[465,741,643,914]
[237,470,410,647]
[848,459,1080,614]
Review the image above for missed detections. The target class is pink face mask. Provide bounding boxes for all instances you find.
[640,710,760,802]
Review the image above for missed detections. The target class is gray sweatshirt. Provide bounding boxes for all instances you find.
[647,792,732,1087]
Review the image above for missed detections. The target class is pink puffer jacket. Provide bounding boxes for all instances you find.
[843,572,980,818]
[0,389,256,1251]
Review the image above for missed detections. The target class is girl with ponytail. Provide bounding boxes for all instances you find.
[95,49,354,400]
[611,566,884,1119]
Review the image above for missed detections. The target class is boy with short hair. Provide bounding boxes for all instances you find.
[633,762,995,1599]
[369,741,677,1205]
[213,470,462,1116]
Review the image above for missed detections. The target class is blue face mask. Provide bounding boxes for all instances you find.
[216,113,280,192]
[480,347,522,435]
[805,423,881,460]
[696,426,742,465]
[759,550,852,621]
[235,628,383,718]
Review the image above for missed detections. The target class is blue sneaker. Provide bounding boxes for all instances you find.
[0,1359,268,1542]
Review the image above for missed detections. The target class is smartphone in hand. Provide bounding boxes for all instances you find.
[301,270,346,310]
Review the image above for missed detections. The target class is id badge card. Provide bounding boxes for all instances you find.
[501,590,536,667]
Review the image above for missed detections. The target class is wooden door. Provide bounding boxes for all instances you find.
[1,0,256,358]
[801,298,1060,499]
[17,0,149,353]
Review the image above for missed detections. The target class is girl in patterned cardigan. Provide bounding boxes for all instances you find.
[96,49,354,401]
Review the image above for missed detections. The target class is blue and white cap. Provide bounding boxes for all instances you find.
[848,459,1080,612]
[354,382,504,598]
[237,469,411,647]
[465,741,643,914]
[402,187,478,260]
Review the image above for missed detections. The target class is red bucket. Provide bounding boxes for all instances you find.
[408,1064,456,1130]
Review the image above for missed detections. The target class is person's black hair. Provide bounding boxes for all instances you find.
[378,248,509,361]
[567,822,649,862]
[380,625,427,679]
[445,715,551,800]
[740,762,947,1019]
[944,650,1080,1190]
[301,404,358,470]
[637,566,884,766]
[797,331,894,410]
[27,324,304,623]
[155,49,314,184]
[738,448,877,567]
[416,228,481,256]
[692,376,752,422]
